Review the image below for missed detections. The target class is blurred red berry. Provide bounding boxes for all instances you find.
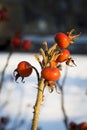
[79,122,87,130]
[22,40,31,51]
[0,117,9,125]
[0,8,9,21]
[11,37,22,47]
[69,122,76,128]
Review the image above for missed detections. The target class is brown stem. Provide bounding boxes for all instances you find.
[31,78,45,130]
[0,51,12,92]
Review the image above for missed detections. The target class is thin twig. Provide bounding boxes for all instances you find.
[0,51,12,92]
[57,66,68,130]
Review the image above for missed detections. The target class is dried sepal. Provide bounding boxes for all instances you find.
[57,64,62,71]
[48,87,54,93]
[13,69,25,83]
[46,80,56,93]
[67,29,81,45]
[40,48,48,67]
[45,80,60,94]
[67,29,75,36]
[48,43,58,55]
[42,42,61,67]
[39,42,62,68]
[66,57,77,67]
[35,54,42,68]
[42,41,48,51]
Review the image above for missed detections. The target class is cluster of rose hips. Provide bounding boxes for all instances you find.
[14,29,80,93]
[54,29,80,67]
[11,31,32,51]
[69,121,87,130]
[0,6,31,51]
[0,7,9,21]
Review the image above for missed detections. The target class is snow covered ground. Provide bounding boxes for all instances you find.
[0,53,87,130]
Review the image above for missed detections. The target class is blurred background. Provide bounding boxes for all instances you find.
[0,0,87,130]
[0,0,87,53]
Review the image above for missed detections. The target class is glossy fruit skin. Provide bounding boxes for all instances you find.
[11,38,21,47]
[22,40,31,50]
[56,49,70,62]
[41,67,61,81]
[50,60,58,67]
[17,61,32,77]
[54,32,70,48]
